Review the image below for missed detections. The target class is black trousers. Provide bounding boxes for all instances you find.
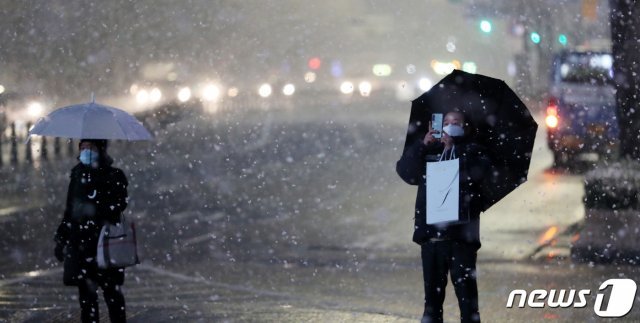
[77,279,126,323]
[421,240,480,323]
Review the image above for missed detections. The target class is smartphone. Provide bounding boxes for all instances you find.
[431,113,443,139]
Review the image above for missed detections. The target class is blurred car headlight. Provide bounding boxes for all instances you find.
[282,83,295,96]
[27,101,44,118]
[258,84,272,98]
[178,87,192,102]
[202,84,221,101]
[358,81,372,97]
[228,87,239,98]
[0,84,5,94]
[340,81,354,94]
[136,89,149,104]
[418,78,433,92]
[150,87,162,103]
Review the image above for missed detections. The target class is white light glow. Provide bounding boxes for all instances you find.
[202,84,221,101]
[418,78,433,91]
[462,62,477,74]
[340,81,354,94]
[178,87,192,102]
[358,81,372,97]
[150,87,162,103]
[27,102,44,118]
[136,89,149,104]
[0,85,6,94]
[258,84,272,98]
[282,83,295,96]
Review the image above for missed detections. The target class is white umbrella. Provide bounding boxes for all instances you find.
[29,101,153,141]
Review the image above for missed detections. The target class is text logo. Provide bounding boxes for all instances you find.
[506,279,637,318]
[594,279,637,318]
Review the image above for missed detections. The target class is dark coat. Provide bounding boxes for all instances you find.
[396,137,490,248]
[54,159,129,286]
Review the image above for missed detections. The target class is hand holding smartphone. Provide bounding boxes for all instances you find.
[431,113,443,139]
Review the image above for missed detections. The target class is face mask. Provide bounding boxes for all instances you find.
[443,124,464,137]
[79,149,99,165]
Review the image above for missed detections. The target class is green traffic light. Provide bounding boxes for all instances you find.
[480,20,492,33]
[530,32,541,44]
[558,34,568,46]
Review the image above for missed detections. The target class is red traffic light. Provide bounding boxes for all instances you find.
[308,57,322,70]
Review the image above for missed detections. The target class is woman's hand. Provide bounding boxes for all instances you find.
[423,121,439,146]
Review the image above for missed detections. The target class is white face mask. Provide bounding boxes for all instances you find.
[443,124,464,137]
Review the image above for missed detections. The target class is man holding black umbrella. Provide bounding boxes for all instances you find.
[396,70,538,323]
[397,111,489,323]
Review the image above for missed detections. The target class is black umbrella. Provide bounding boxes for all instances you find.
[403,69,538,211]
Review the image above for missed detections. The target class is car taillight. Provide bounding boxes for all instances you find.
[546,97,559,128]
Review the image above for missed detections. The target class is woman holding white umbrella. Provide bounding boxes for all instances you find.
[30,100,151,323]
[54,138,128,323]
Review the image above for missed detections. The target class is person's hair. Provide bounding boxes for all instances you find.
[77,139,112,166]
[445,111,465,123]
[79,139,108,151]
[447,110,476,138]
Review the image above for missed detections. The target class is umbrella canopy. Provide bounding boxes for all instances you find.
[29,102,153,141]
[404,69,538,211]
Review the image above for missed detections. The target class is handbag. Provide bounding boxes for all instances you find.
[425,146,464,225]
[97,214,139,269]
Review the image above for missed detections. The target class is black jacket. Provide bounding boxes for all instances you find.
[54,160,128,286]
[396,137,490,248]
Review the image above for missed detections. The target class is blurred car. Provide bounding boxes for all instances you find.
[545,51,619,166]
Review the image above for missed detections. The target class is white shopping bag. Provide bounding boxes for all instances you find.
[426,149,460,225]
[97,215,139,269]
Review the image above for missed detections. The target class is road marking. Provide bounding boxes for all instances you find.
[181,233,218,247]
[0,206,24,217]
[0,205,45,223]
[0,268,63,287]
